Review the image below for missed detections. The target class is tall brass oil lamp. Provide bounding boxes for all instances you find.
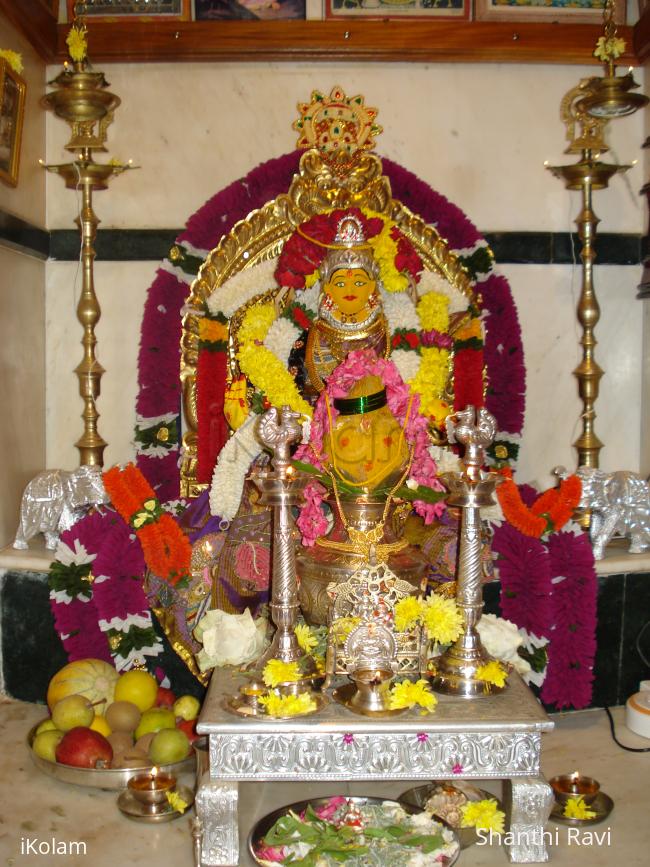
[41,17,133,466]
[546,0,647,471]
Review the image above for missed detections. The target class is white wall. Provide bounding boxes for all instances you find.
[43,61,647,485]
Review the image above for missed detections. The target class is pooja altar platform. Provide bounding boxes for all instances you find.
[195,671,555,866]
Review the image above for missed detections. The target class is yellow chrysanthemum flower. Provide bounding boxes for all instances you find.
[258,691,316,717]
[388,679,437,713]
[0,50,23,74]
[66,25,87,63]
[423,596,464,645]
[295,623,317,654]
[332,616,361,644]
[476,660,508,688]
[417,291,450,333]
[563,796,596,820]
[262,659,301,688]
[166,791,189,814]
[393,596,424,632]
[461,799,505,833]
[594,36,626,63]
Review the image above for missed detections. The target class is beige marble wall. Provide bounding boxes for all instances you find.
[0,16,47,548]
[42,61,648,483]
[0,247,46,547]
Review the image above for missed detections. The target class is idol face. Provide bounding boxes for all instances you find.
[323,268,376,318]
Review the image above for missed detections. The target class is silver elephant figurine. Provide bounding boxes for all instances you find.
[13,466,109,550]
[556,465,650,560]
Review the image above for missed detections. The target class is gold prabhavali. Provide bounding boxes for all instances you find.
[179,149,475,497]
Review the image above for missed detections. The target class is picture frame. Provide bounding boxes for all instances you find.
[0,58,26,188]
[326,0,468,19]
[66,1,191,20]
[194,0,306,20]
[475,0,625,25]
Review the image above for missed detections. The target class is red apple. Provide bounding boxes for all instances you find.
[55,726,113,769]
[176,718,199,744]
[155,686,176,708]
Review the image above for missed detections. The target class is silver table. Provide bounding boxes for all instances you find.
[195,670,555,865]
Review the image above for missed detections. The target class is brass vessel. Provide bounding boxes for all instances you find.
[296,498,425,625]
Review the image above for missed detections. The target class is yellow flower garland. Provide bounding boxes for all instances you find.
[237,302,313,420]
[407,291,451,421]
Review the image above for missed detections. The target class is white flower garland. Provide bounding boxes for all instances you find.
[418,269,469,315]
[380,287,420,334]
[206,258,278,319]
[209,415,260,520]
[391,349,421,384]
[263,316,301,366]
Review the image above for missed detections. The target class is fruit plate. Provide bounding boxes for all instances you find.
[248,796,460,866]
[27,723,196,790]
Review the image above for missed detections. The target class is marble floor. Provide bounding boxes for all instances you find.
[1,696,648,867]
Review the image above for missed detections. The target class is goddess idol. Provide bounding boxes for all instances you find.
[151,87,502,677]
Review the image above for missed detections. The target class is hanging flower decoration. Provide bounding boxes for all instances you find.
[66,22,88,63]
[496,469,582,539]
[0,49,23,74]
[103,463,191,587]
[594,36,626,63]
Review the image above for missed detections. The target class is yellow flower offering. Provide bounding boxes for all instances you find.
[563,796,596,820]
[423,595,463,646]
[0,49,23,74]
[594,36,626,63]
[66,24,88,63]
[258,691,317,718]
[476,660,508,688]
[393,596,424,632]
[262,659,301,688]
[332,616,361,643]
[388,679,437,713]
[461,799,505,833]
[166,790,189,814]
[294,623,317,654]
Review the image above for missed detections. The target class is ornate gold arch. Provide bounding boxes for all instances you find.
[179,149,475,497]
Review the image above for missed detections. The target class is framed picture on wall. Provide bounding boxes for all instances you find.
[66,1,191,20]
[326,0,468,18]
[195,0,306,19]
[0,58,26,188]
[475,0,625,24]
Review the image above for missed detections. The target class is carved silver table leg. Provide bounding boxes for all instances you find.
[194,774,239,866]
[503,776,554,863]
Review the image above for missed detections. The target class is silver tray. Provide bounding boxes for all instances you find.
[398,781,504,848]
[249,795,460,866]
[27,722,196,790]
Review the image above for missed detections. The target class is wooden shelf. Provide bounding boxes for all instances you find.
[0,2,641,66]
[54,20,637,65]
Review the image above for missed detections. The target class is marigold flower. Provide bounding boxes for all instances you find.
[563,796,596,820]
[393,596,424,632]
[423,595,463,645]
[388,679,437,713]
[262,659,301,688]
[294,623,317,654]
[461,799,505,833]
[476,660,508,688]
[258,691,316,717]
[66,25,87,63]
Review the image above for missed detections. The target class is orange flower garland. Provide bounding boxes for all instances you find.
[103,464,191,586]
[496,469,582,539]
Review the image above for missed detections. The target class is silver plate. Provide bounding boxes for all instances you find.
[249,796,460,866]
[27,722,196,790]
[398,781,504,848]
[117,783,195,823]
[550,791,614,827]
